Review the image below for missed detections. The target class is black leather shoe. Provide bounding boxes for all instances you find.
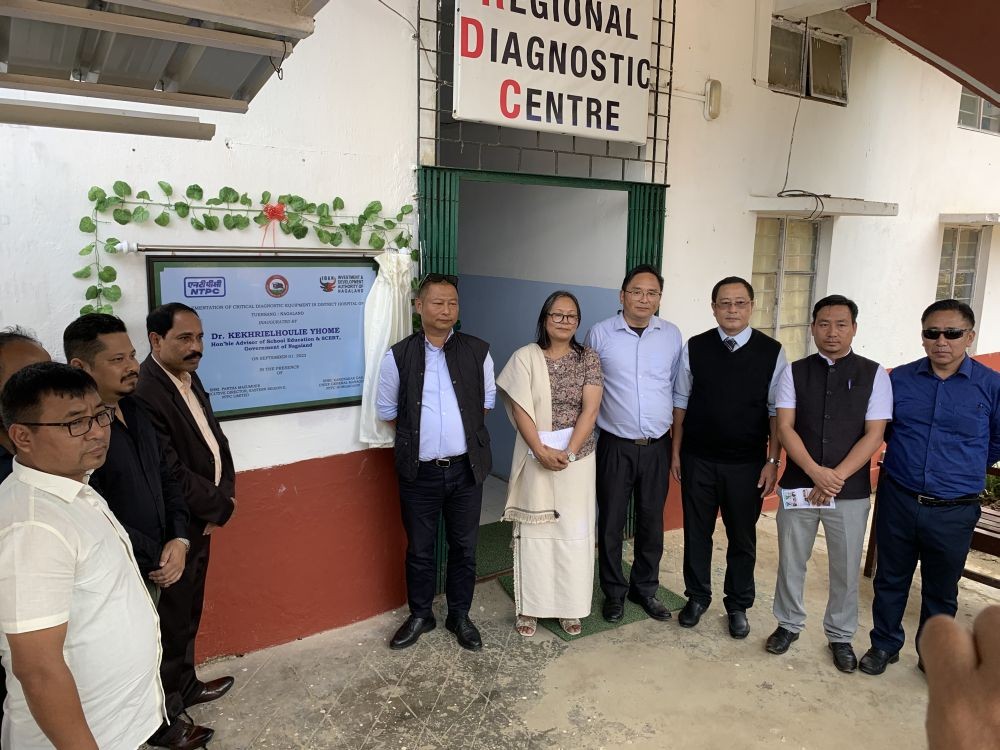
[149,717,215,749]
[390,615,436,650]
[829,642,858,673]
[678,600,708,628]
[728,611,750,639]
[445,613,483,651]
[859,647,900,675]
[765,626,799,654]
[185,676,235,708]
[627,591,672,621]
[602,597,625,623]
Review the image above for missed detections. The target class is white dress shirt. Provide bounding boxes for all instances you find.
[673,326,788,416]
[775,350,893,420]
[0,460,165,750]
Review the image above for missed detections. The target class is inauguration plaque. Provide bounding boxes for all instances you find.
[147,255,377,419]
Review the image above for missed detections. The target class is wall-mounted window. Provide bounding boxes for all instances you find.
[936,227,981,304]
[958,87,1000,135]
[750,217,821,361]
[768,19,849,105]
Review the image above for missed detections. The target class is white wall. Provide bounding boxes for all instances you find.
[662,0,1000,364]
[0,2,419,471]
[458,181,627,287]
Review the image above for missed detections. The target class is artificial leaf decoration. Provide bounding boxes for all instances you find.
[158,181,173,197]
[186,184,204,201]
[112,181,132,198]
[79,216,97,233]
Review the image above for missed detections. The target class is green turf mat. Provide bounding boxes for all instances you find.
[497,561,685,642]
[475,520,513,579]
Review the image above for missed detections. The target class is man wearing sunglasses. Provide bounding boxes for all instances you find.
[0,363,165,750]
[860,299,1000,675]
[376,273,496,651]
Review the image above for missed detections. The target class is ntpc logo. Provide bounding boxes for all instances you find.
[184,277,226,297]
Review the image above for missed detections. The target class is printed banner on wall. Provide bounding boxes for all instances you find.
[147,256,377,419]
[453,0,655,145]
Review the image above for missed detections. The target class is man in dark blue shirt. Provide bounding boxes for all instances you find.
[0,326,50,733]
[860,299,1000,676]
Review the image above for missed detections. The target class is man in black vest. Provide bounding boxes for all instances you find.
[764,295,891,672]
[671,276,785,638]
[376,273,495,651]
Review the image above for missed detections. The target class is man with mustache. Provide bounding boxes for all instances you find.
[63,314,212,749]
[135,303,237,723]
[0,362,164,749]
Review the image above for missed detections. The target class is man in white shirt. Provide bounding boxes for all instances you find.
[0,362,165,749]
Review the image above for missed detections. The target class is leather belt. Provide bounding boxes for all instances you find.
[606,432,665,447]
[887,475,980,507]
[422,454,468,468]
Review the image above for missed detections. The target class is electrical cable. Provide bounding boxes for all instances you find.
[377,0,438,78]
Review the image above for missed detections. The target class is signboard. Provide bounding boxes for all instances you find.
[147,255,377,419]
[453,0,655,145]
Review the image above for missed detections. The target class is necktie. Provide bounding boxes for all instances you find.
[724,337,737,351]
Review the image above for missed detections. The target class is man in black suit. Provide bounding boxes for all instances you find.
[64,313,213,749]
[135,303,236,718]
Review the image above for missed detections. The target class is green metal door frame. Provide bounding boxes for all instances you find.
[418,166,667,593]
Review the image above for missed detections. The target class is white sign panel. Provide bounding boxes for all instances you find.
[453,0,655,145]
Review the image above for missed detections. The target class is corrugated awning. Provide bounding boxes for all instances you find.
[0,0,328,136]
[847,1,999,107]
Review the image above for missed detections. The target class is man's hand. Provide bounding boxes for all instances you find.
[149,539,187,588]
[923,606,1000,750]
[806,486,832,506]
[757,462,778,498]
[808,466,845,498]
[534,446,569,472]
[670,452,682,483]
[203,522,218,536]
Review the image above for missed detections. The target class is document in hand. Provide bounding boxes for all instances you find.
[527,427,574,458]
[780,487,836,509]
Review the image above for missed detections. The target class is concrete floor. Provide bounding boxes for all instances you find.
[186,513,1000,750]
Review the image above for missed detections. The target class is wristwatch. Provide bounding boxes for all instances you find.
[567,451,578,463]
[766,457,781,467]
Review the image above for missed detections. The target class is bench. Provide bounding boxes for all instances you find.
[863,466,1000,589]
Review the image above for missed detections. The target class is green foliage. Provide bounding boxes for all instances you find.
[73,181,416,317]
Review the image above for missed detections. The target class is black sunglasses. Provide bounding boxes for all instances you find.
[921,328,971,340]
[418,273,458,291]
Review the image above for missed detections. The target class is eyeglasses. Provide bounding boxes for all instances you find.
[921,328,971,340]
[19,406,116,437]
[624,289,661,300]
[547,313,579,323]
[714,300,751,310]
[418,273,458,292]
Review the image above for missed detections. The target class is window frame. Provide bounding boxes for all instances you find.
[957,87,1000,136]
[751,215,824,360]
[767,18,850,106]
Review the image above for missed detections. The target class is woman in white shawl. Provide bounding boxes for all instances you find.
[496,291,603,637]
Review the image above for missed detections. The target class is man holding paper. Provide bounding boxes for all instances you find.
[766,295,891,672]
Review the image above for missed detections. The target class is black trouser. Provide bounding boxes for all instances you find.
[870,475,981,655]
[158,531,211,709]
[681,452,764,613]
[398,457,483,618]
[596,431,671,600]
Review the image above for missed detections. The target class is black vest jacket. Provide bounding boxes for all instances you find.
[780,351,879,497]
[391,331,492,484]
[682,328,782,463]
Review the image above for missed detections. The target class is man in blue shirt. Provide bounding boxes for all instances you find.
[377,274,496,651]
[860,299,1000,675]
[585,265,683,623]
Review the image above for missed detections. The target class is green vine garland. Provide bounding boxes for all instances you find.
[75,180,417,315]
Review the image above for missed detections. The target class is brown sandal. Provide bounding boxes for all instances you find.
[515,615,537,637]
